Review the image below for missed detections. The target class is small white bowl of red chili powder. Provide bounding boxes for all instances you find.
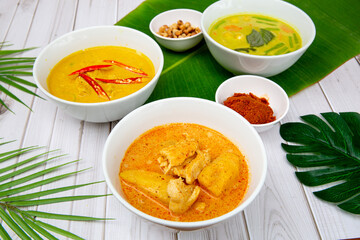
[215,75,289,133]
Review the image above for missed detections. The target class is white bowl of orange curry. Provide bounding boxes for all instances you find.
[33,26,163,122]
[102,97,267,230]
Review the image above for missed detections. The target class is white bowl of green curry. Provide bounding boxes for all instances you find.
[201,0,316,77]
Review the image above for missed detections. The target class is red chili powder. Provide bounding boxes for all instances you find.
[223,92,276,124]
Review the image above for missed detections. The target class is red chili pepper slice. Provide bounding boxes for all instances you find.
[95,77,143,84]
[79,73,109,100]
[103,60,148,76]
[69,65,112,76]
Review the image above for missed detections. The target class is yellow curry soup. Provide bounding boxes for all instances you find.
[47,46,155,103]
[209,13,302,56]
[119,123,249,222]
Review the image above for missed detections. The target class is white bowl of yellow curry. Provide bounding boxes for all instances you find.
[201,0,316,77]
[102,97,267,230]
[33,26,164,122]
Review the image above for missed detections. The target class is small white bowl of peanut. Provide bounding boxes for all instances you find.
[149,9,203,52]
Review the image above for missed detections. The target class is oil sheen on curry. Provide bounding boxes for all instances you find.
[47,46,155,103]
[119,123,249,222]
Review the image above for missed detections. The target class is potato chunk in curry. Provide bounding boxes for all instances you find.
[120,170,201,214]
[120,170,174,204]
[198,152,242,197]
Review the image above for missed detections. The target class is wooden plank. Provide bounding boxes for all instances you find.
[75,0,118,28]
[65,0,117,238]
[0,0,20,115]
[320,58,360,113]
[116,0,143,20]
[300,58,360,239]
[274,58,360,239]
[69,122,110,239]
[0,0,20,41]
[178,214,249,240]
[104,190,178,240]
[246,124,321,239]
[33,114,83,239]
[275,82,335,240]
[17,0,81,239]
[0,0,39,148]
[0,0,40,238]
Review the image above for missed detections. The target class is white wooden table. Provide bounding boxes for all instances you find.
[1,0,359,239]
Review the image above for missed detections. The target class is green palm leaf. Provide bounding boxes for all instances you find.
[1,181,103,202]
[24,210,112,221]
[0,207,29,239]
[6,75,37,88]
[0,169,89,198]
[0,223,12,240]
[0,45,35,56]
[0,146,38,160]
[280,112,360,214]
[0,148,51,174]
[34,220,84,240]
[0,139,16,146]
[0,58,35,65]
[0,43,41,113]
[0,76,43,99]
[23,218,57,240]
[8,209,43,240]
[0,84,30,111]
[0,158,76,188]
[0,140,111,240]
[9,194,110,207]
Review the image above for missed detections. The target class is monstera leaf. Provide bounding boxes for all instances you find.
[0,43,43,113]
[0,139,110,240]
[280,112,360,214]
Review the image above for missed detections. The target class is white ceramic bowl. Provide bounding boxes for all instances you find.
[149,9,203,52]
[201,0,316,77]
[215,75,289,132]
[33,26,164,122]
[102,97,267,230]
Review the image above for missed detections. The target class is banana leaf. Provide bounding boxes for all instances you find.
[115,0,360,99]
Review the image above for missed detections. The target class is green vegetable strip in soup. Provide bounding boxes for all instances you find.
[209,14,302,56]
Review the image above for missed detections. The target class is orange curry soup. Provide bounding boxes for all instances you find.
[119,123,249,222]
[47,46,155,103]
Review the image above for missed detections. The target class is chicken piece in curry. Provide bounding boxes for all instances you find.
[119,123,249,222]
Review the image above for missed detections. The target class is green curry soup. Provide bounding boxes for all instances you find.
[209,14,302,56]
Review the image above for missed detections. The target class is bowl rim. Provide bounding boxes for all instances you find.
[200,0,316,59]
[102,97,267,228]
[33,25,164,107]
[149,8,203,41]
[215,75,290,127]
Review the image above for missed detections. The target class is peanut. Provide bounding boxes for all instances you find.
[157,20,201,39]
